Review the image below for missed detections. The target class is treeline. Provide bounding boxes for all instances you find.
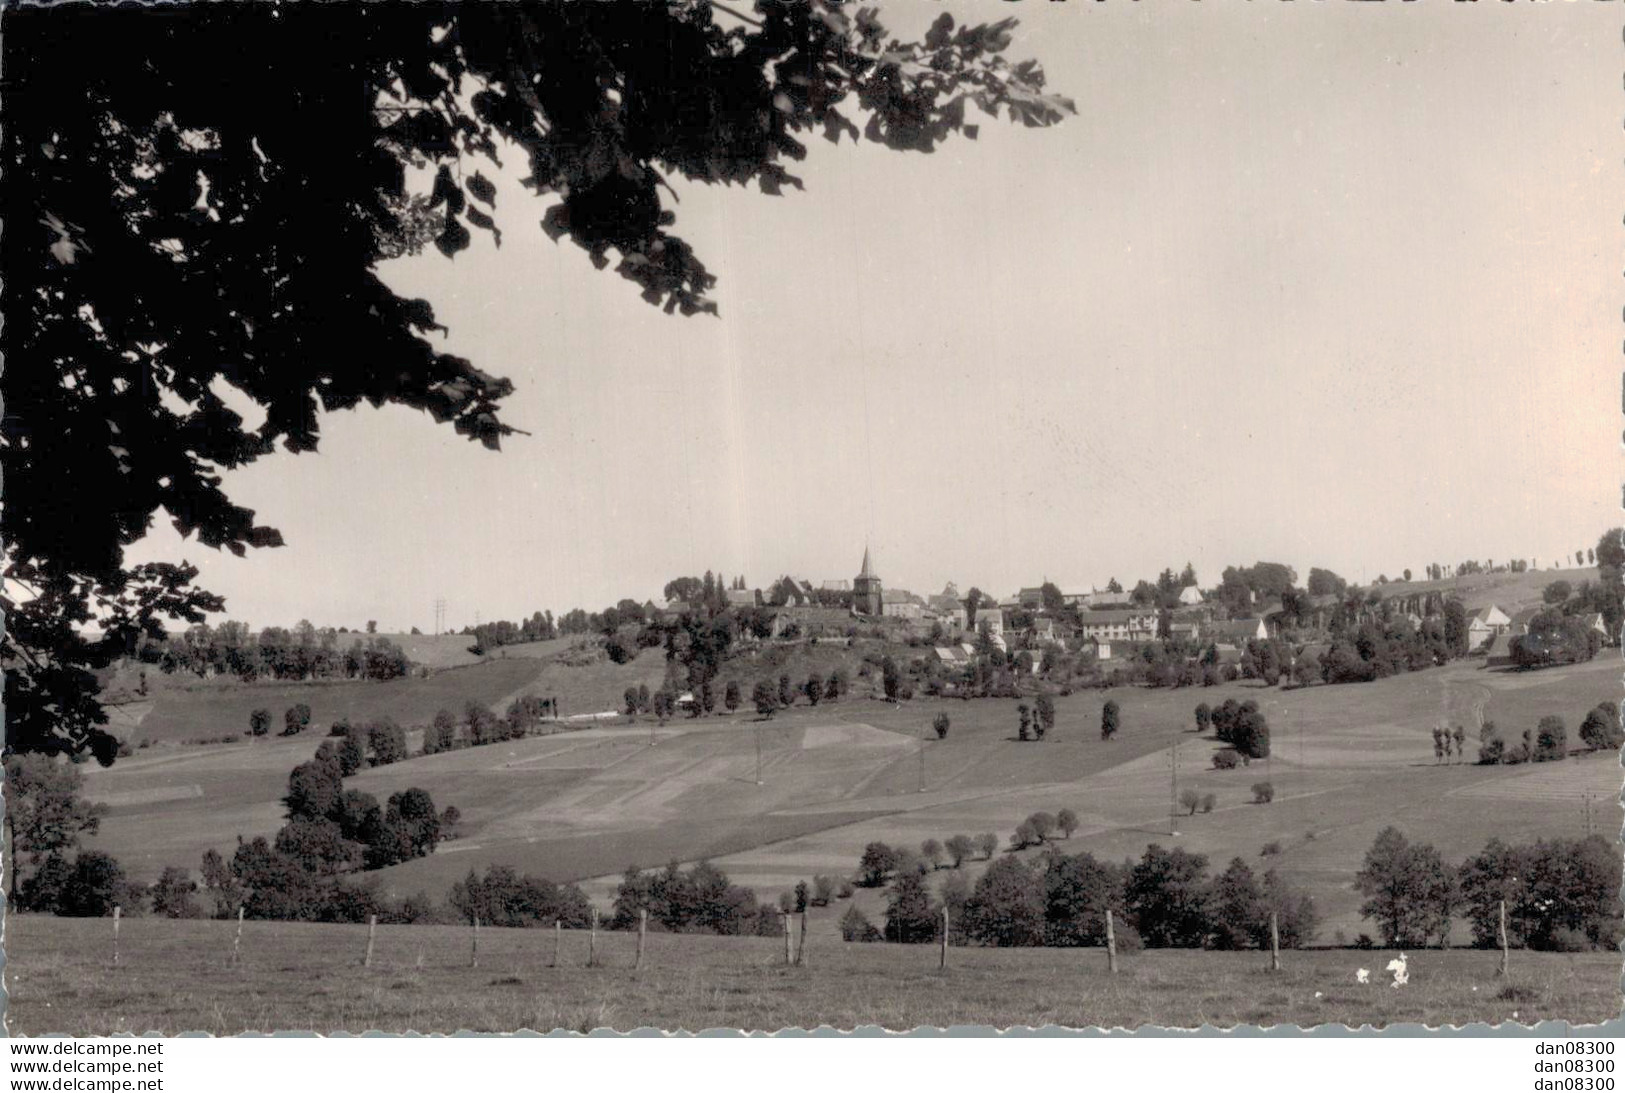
[608,861,784,937]
[840,842,1317,952]
[135,621,410,682]
[1355,828,1619,951]
[1474,702,1620,766]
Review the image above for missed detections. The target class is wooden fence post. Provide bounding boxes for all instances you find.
[471,914,480,968]
[112,905,121,968]
[1269,911,1280,972]
[797,910,809,968]
[588,907,599,967]
[939,906,949,971]
[1497,898,1509,977]
[636,909,647,970]
[365,914,377,968]
[1105,909,1118,974]
[232,905,244,966]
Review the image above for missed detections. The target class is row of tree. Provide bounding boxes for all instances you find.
[1475,704,1620,766]
[140,624,412,683]
[608,860,784,937]
[1355,828,1620,951]
[845,843,1318,952]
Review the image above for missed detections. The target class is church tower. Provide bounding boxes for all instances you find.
[853,545,883,616]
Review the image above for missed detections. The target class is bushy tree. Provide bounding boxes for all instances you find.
[1034,693,1055,739]
[945,834,974,868]
[933,712,951,740]
[427,709,459,754]
[367,718,409,765]
[1206,857,1265,950]
[57,851,130,917]
[1056,808,1079,839]
[961,856,1045,947]
[881,657,901,702]
[1193,703,1211,734]
[1458,835,1621,952]
[753,680,777,719]
[3,754,104,899]
[249,708,272,737]
[452,865,592,929]
[336,730,366,777]
[724,680,741,714]
[977,832,1000,861]
[858,841,898,888]
[1100,700,1120,741]
[883,869,939,944]
[1179,788,1201,816]
[282,759,343,822]
[1251,781,1274,804]
[1354,826,1455,948]
[1125,844,1211,948]
[1579,702,1624,752]
[1027,811,1056,843]
[1533,715,1567,762]
[148,865,202,919]
[1040,850,1128,948]
[275,816,361,876]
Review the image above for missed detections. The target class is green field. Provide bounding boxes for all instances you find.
[103,644,667,747]
[75,654,1622,955]
[5,915,1616,1034]
[1365,566,1599,614]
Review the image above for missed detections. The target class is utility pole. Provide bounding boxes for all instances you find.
[918,733,926,793]
[433,597,446,636]
[754,722,763,785]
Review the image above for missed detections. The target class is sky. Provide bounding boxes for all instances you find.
[127,1,1621,633]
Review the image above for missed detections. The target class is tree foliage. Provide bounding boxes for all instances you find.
[1,2,1072,762]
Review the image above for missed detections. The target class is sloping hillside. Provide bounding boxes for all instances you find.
[1360,566,1597,613]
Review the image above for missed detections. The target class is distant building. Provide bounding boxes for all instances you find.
[820,579,851,593]
[1018,586,1049,609]
[1204,618,1268,645]
[1081,590,1133,609]
[853,547,883,616]
[1467,605,1512,651]
[725,589,758,609]
[1177,586,1204,607]
[1077,609,1157,644]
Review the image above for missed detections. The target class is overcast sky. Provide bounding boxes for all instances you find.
[128,1,1620,632]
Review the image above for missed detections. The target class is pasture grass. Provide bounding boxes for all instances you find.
[5,915,1617,1035]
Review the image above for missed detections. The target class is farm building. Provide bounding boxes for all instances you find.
[1077,609,1157,644]
[1467,604,1512,651]
[1204,617,1268,645]
[1177,585,1204,606]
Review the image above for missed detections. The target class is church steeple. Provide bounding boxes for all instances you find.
[853,544,882,615]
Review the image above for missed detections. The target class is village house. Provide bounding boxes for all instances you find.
[1076,608,1157,644]
[1204,617,1268,645]
[1177,585,1204,607]
[1467,604,1512,651]
[1080,589,1133,609]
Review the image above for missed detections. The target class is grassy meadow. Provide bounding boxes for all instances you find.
[74,654,1622,949]
[5,915,1617,1034]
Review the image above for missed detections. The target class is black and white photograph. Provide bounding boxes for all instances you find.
[2,0,1622,1041]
